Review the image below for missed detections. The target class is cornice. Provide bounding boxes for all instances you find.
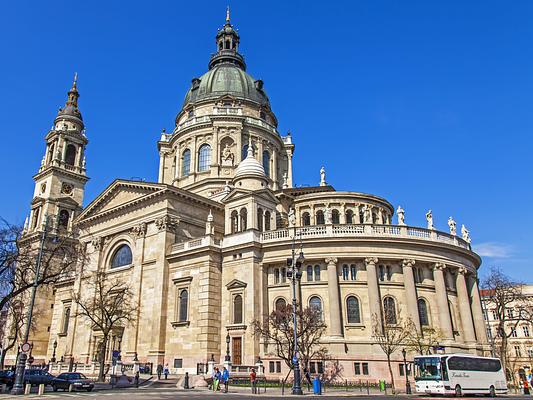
[33,166,89,183]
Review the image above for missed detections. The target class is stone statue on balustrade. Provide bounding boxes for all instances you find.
[324,205,332,224]
[221,144,234,166]
[461,224,471,243]
[448,216,457,236]
[320,166,327,187]
[426,210,434,230]
[362,205,372,224]
[397,206,405,225]
[288,208,296,228]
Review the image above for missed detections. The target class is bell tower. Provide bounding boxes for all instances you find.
[25,74,89,235]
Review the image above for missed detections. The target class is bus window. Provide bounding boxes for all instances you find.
[415,357,442,380]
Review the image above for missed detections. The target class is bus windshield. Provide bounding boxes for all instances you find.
[415,357,443,381]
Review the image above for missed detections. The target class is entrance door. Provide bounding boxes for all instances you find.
[232,337,242,365]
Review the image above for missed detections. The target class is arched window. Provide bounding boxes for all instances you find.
[262,151,270,177]
[418,298,429,326]
[225,40,230,50]
[342,265,349,281]
[383,297,397,325]
[275,298,286,312]
[58,209,70,229]
[179,289,188,322]
[332,209,340,224]
[274,268,280,284]
[264,211,271,231]
[309,296,323,320]
[198,144,211,172]
[111,244,132,268]
[346,210,354,224]
[302,212,311,226]
[240,208,247,231]
[379,265,385,281]
[316,210,325,225]
[233,294,243,324]
[281,268,286,283]
[350,264,357,280]
[181,149,191,177]
[346,296,361,324]
[314,265,321,281]
[307,265,313,282]
[231,210,239,234]
[257,208,264,232]
[65,144,77,166]
[275,298,287,323]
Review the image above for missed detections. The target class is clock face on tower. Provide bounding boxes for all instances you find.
[40,183,46,194]
[61,183,73,195]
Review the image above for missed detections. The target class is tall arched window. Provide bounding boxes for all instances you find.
[383,297,397,325]
[198,144,211,172]
[275,298,286,312]
[231,210,239,233]
[111,244,132,268]
[346,296,361,324]
[264,211,271,231]
[309,296,323,320]
[350,264,357,280]
[262,151,270,177]
[257,208,264,232]
[233,294,243,324]
[418,298,429,326]
[307,265,313,282]
[316,210,325,225]
[240,208,247,231]
[314,265,321,281]
[181,149,191,177]
[346,210,354,224]
[179,289,188,322]
[242,145,249,160]
[58,209,70,229]
[332,210,340,224]
[274,268,280,284]
[302,212,311,226]
[342,265,349,280]
[65,144,77,166]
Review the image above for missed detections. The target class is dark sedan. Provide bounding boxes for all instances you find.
[51,372,94,392]
[23,369,55,386]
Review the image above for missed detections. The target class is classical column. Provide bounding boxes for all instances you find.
[326,258,343,338]
[456,267,476,343]
[433,263,454,340]
[469,274,488,344]
[272,150,278,190]
[402,259,420,333]
[365,257,382,332]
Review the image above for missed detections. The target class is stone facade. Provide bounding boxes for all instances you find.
[8,13,490,383]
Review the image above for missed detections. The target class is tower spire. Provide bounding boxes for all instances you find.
[226,6,230,23]
[55,74,83,129]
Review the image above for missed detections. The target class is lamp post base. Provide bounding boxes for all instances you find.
[11,353,28,395]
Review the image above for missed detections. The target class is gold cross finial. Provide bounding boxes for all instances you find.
[73,72,78,88]
[226,6,230,23]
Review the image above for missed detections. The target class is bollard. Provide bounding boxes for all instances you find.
[69,383,74,392]
[24,384,31,395]
[184,372,190,389]
[366,380,369,395]
[134,371,139,388]
[38,384,45,395]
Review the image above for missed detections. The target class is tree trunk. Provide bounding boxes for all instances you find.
[387,354,395,394]
[98,337,108,382]
[0,349,6,370]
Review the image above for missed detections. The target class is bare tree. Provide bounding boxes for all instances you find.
[72,270,137,382]
[404,325,444,355]
[372,313,412,394]
[482,267,533,373]
[251,303,328,384]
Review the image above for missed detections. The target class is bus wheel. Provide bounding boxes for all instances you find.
[455,385,463,397]
[489,385,496,397]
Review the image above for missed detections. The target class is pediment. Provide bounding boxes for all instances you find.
[222,188,279,205]
[78,180,165,222]
[226,279,247,290]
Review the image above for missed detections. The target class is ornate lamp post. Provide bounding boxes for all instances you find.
[225,334,231,362]
[51,339,58,363]
[402,348,411,394]
[286,219,304,395]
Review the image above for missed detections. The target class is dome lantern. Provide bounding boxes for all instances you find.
[209,7,246,71]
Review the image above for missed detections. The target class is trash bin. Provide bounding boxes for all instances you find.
[379,380,385,391]
[313,376,322,394]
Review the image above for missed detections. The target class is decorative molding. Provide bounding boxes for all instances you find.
[172,276,193,285]
[130,222,147,239]
[91,237,103,251]
[401,259,416,268]
[457,266,468,275]
[171,321,190,328]
[226,279,247,290]
[155,215,179,232]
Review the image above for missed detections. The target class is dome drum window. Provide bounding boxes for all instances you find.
[110,244,133,269]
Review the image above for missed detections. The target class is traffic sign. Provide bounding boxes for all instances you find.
[27,356,34,364]
[20,343,31,353]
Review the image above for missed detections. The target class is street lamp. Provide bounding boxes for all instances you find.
[225,334,231,362]
[287,219,304,395]
[402,348,411,394]
[11,215,51,395]
[51,339,58,363]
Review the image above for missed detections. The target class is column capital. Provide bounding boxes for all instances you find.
[457,266,468,275]
[325,257,338,266]
[401,259,416,268]
[364,257,378,266]
[433,262,446,271]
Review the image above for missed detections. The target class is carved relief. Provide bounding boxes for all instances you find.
[61,183,74,195]
[131,222,147,238]
[155,215,179,232]
[91,237,103,251]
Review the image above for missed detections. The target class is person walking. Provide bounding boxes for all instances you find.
[250,368,257,394]
[222,366,230,393]
[163,364,169,380]
[156,363,163,380]
[213,367,221,392]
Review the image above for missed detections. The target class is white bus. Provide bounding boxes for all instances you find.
[414,354,507,397]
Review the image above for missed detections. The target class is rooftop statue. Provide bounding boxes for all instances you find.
[461,224,471,243]
[320,166,326,187]
[397,206,405,225]
[448,216,457,236]
[426,210,434,230]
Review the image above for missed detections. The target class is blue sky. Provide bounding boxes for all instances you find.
[0,1,531,281]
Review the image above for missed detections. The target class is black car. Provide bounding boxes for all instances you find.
[51,372,94,392]
[23,369,55,386]
[0,370,15,386]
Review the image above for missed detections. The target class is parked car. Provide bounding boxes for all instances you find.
[0,370,15,386]
[51,372,94,392]
[23,369,55,386]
